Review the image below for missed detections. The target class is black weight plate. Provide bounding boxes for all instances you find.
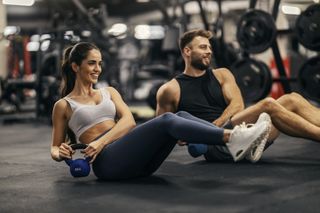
[237,9,277,53]
[298,56,320,103]
[231,58,272,103]
[295,4,320,51]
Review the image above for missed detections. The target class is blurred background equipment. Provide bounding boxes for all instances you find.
[0,0,319,124]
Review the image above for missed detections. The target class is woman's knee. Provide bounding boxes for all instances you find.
[175,111,190,117]
[158,112,176,124]
[160,112,175,118]
[158,112,185,130]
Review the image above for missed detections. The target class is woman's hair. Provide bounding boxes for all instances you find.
[60,42,99,144]
[179,29,213,51]
[60,42,100,97]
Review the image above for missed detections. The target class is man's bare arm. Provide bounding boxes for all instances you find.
[156,80,179,116]
[213,68,244,127]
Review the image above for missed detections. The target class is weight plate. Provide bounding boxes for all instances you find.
[298,56,320,103]
[295,4,320,51]
[231,58,273,103]
[237,9,277,53]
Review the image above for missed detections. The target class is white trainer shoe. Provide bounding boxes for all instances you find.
[226,113,272,162]
[246,113,272,163]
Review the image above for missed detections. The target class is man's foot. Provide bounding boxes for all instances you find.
[245,113,272,163]
[226,113,272,162]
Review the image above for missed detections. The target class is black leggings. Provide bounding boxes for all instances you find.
[92,111,224,180]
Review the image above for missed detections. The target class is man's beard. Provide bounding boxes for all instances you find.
[190,54,211,70]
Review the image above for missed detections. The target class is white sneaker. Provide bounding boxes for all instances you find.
[226,113,272,162]
[246,113,272,163]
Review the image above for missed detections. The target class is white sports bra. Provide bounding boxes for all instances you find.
[64,88,116,142]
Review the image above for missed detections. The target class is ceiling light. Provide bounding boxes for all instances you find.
[2,0,35,6]
[108,23,128,37]
[26,42,40,52]
[134,25,165,40]
[4,26,20,36]
[281,5,301,15]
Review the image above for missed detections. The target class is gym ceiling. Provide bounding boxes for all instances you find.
[5,0,317,27]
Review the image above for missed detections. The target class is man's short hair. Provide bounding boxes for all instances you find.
[179,29,213,51]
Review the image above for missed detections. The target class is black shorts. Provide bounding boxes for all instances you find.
[204,141,275,162]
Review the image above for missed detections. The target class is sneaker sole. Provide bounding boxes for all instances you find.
[234,121,272,162]
[247,115,272,163]
[246,121,272,163]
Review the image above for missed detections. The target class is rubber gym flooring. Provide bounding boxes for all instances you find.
[1,121,320,213]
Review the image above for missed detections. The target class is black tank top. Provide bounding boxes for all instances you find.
[175,69,227,122]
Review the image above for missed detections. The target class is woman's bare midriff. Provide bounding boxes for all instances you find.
[79,120,116,144]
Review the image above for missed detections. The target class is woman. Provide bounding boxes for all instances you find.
[50,42,271,180]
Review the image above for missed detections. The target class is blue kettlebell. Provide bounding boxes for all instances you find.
[188,143,208,158]
[65,144,91,178]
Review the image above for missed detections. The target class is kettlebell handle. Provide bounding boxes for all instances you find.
[70,143,88,150]
[64,143,90,166]
[65,143,88,165]
[71,143,91,162]
[64,143,91,166]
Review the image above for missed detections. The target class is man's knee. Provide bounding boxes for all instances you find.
[277,92,300,108]
[259,97,278,112]
[289,92,304,101]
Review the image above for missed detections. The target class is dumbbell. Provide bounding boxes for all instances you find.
[188,143,208,158]
[65,144,91,178]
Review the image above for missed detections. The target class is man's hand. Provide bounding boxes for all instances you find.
[213,118,225,127]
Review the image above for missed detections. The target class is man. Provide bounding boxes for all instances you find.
[156,29,320,162]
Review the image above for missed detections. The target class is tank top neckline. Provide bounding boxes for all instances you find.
[181,70,208,79]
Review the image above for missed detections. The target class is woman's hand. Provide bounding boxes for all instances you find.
[58,143,75,160]
[83,140,104,163]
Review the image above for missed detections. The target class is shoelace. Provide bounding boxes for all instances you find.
[233,122,258,151]
[236,122,254,130]
[232,122,248,136]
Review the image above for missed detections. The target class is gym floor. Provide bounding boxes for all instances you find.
[1,121,320,213]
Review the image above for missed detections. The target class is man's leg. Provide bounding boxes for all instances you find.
[231,97,320,142]
[277,92,320,127]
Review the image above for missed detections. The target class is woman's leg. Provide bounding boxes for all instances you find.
[175,111,219,128]
[93,112,225,180]
[175,111,229,158]
[93,112,271,179]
